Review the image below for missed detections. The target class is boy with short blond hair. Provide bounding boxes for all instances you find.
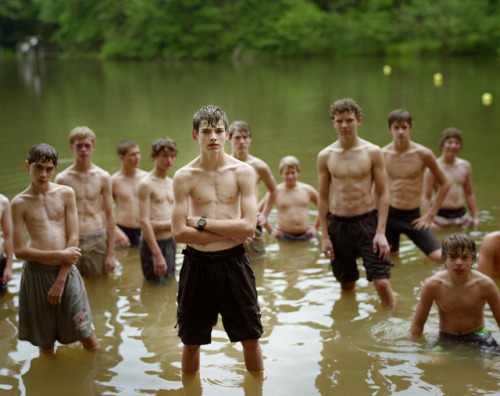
[261,155,320,241]
[12,143,99,353]
[410,233,500,349]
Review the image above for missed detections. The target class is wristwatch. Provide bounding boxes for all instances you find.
[197,216,207,231]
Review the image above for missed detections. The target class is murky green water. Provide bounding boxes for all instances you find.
[0,56,499,395]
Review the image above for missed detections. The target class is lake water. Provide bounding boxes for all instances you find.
[0,56,499,395]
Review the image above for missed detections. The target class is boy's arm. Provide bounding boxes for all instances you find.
[47,188,81,305]
[410,278,437,339]
[0,198,13,285]
[414,152,450,230]
[371,149,390,261]
[101,174,116,274]
[307,185,320,236]
[463,162,479,226]
[478,235,499,276]
[257,192,272,232]
[317,151,334,260]
[421,168,435,215]
[258,163,277,222]
[138,181,167,277]
[483,277,500,329]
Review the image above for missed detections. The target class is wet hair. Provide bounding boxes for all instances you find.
[27,143,58,167]
[150,137,177,158]
[329,98,362,120]
[228,120,252,139]
[117,140,139,156]
[192,105,228,134]
[279,155,300,173]
[441,232,477,261]
[388,109,413,128]
[439,127,462,150]
[68,126,96,145]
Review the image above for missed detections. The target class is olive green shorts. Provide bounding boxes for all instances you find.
[244,226,266,261]
[77,230,107,277]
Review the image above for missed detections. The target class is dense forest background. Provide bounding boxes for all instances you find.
[1,0,499,59]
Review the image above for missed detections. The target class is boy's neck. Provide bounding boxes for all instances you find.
[73,157,94,171]
[393,138,411,152]
[152,166,168,179]
[441,152,456,165]
[121,165,138,177]
[232,149,249,162]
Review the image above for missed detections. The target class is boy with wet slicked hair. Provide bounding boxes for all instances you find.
[411,233,500,349]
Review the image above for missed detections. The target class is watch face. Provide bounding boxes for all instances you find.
[198,217,207,229]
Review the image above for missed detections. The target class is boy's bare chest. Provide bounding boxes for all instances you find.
[328,150,371,180]
[385,152,424,180]
[191,173,239,205]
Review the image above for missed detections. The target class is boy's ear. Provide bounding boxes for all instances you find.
[25,160,30,171]
[192,130,198,141]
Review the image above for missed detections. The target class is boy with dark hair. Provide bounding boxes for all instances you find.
[112,140,147,247]
[229,120,277,260]
[317,98,396,306]
[138,137,178,281]
[410,233,500,349]
[382,109,450,263]
[423,127,479,228]
[172,105,264,373]
[12,143,99,353]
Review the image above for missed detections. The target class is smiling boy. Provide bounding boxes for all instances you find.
[410,233,500,348]
[422,127,479,228]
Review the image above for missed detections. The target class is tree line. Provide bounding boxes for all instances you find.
[1,0,499,60]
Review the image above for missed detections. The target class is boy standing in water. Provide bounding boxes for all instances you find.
[12,143,99,353]
[422,127,479,228]
[138,137,177,281]
[229,120,277,260]
[261,155,320,241]
[382,109,450,263]
[410,233,500,348]
[317,98,396,307]
[112,140,148,247]
[56,126,116,277]
[0,194,13,294]
[172,105,264,373]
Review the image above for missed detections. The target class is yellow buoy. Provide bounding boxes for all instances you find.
[482,92,493,106]
[383,65,392,76]
[433,73,443,86]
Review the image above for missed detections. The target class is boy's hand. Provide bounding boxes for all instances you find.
[1,266,12,285]
[412,214,433,230]
[153,252,167,276]
[115,227,131,247]
[322,238,335,260]
[104,254,116,275]
[47,280,65,305]
[373,232,390,261]
[61,247,81,265]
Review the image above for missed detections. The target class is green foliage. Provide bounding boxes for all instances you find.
[1,0,499,59]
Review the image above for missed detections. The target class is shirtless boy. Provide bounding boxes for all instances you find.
[229,120,277,260]
[410,233,500,349]
[11,143,99,353]
[138,137,177,281]
[112,140,147,247]
[56,126,116,277]
[317,98,395,306]
[382,109,450,263]
[0,194,13,294]
[478,231,500,278]
[261,155,320,241]
[172,105,263,373]
[423,127,479,228]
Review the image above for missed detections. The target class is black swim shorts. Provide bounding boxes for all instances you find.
[386,206,441,255]
[139,236,176,281]
[177,244,263,345]
[328,210,393,283]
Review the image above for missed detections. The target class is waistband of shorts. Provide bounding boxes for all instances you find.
[328,210,376,223]
[24,261,63,271]
[117,224,141,232]
[256,225,262,232]
[182,244,245,259]
[437,207,467,219]
[439,328,489,338]
[388,206,421,216]
[79,229,106,239]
